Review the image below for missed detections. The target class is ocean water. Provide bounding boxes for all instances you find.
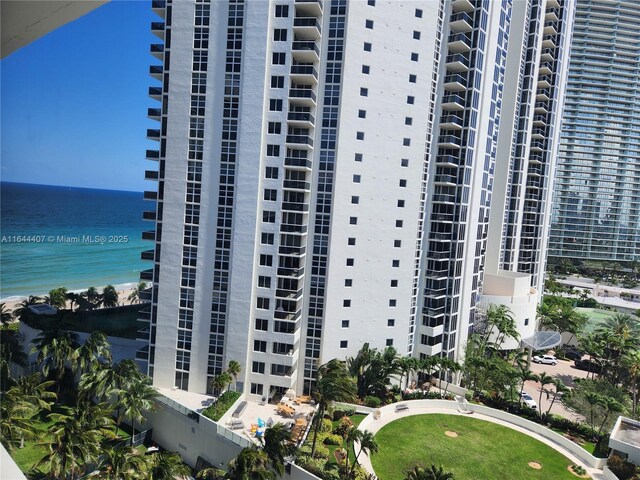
[0,182,148,299]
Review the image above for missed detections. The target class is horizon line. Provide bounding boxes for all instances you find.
[0,180,143,194]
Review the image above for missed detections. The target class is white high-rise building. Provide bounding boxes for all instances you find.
[139,0,574,398]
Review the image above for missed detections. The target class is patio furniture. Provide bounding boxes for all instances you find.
[395,404,409,413]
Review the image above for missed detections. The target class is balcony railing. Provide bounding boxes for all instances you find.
[287,111,315,124]
[284,157,312,169]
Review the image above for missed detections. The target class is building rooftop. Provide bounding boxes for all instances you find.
[611,417,640,449]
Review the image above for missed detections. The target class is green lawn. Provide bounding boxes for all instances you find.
[372,415,584,480]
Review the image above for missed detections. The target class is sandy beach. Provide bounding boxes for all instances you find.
[0,282,143,313]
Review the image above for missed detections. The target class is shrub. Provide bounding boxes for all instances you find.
[297,456,327,476]
[313,443,330,459]
[333,416,354,437]
[607,454,638,480]
[332,406,356,420]
[201,391,242,422]
[321,418,333,433]
[571,465,586,475]
[323,433,344,446]
[364,396,382,408]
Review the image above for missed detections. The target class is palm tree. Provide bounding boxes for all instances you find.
[596,396,625,436]
[534,371,554,418]
[263,423,293,476]
[227,360,242,392]
[0,381,41,451]
[94,445,147,479]
[545,378,568,417]
[350,429,378,478]
[0,328,27,392]
[118,376,158,445]
[0,303,13,325]
[227,446,275,480]
[196,467,226,480]
[47,287,68,309]
[440,358,462,397]
[144,451,192,480]
[397,356,419,391]
[32,329,79,395]
[77,331,112,374]
[311,359,357,457]
[85,286,102,309]
[623,350,640,415]
[66,291,81,311]
[13,295,43,320]
[128,281,148,304]
[405,465,455,480]
[583,391,604,431]
[102,285,120,308]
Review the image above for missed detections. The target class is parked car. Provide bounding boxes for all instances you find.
[532,355,557,365]
[574,358,602,374]
[563,346,583,361]
[520,393,537,409]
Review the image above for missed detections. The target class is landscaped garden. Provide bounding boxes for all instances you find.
[372,414,584,480]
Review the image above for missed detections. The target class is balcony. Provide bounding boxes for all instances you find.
[280,223,308,234]
[279,244,307,256]
[437,134,462,149]
[448,32,471,53]
[145,170,159,180]
[295,0,322,17]
[150,22,165,40]
[139,289,152,302]
[141,250,155,261]
[148,108,161,121]
[445,53,470,73]
[528,166,544,176]
[441,93,466,111]
[138,307,151,322]
[281,201,309,212]
[150,43,164,60]
[542,34,556,49]
[146,129,160,141]
[284,157,312,170]
[530,140,545,151]
[136,327,150,342]
[289,87,316,106]
[443,73,468,92]
[293,17,321,39]
[149,65,163,80]
[529,154,543,164]
[450,11,473,33]
[148,86,162,100]
[143,190,158,201]
[290,64,318,84]
[540,48,555,62]
[143,211,157,221]
[451,0,474,13]
[545,9,559,22]
[277,267,305,280]
[140,269,154,281]
[146,149,160,160]
[287,110,315,126]
[433,174,458,185]
[423,324,445,337]
[292,41,319,62]
[547,0,560,7]
[283,180,311,191]
[435,154,461,168]
[142,230,156,241]
[532,115,547,126]
[421,343,443,356]
[537,75,552,89]
[534,101,548,114]
[286,134,314,148]
[536,88,551,101]
[531,128,546,139]
[151,0,166,18]
[136,345,149,361]
[543,21,557,36]
[440,114,464,130]
[539,62,553,75]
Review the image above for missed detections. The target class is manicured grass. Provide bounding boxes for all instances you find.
[574,307,617,334]
[372,414,583,480]
[202,391,242,422]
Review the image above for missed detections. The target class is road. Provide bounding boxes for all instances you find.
[521,358,589,421]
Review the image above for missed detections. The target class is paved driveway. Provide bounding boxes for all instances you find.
[522,358,589,421]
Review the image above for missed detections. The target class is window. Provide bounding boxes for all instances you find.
[258,276,271,288]
[273,29,287,41]
[340,340,348,348]
[342,320,350,328]
[365,19,374,29]
[405,117,413,125]
[389,299,397,307]
[358,109,366,118]
[265,167,279,179]
[261,232,274,245]
[250,383,264,395]
[396,220,403,228]
[356,131,365,140]
[255,318,268,331]
[262,211,276,223]
[386,339,394,346]
[394,240,402,247]
[259,254,273,266]
[343,299,351,307]
[524,318,530,326]
[364,42,372,52]
[264,189,277,201]
[355,153,363,162]
[252,361,265,374]
[401,158,409,167]
[275,5,289,17]
[390,279,398,287]
[368,0,375,5]
[392,260,400,267]
[268,122,281,134]
[387,319,395,327]
[345,279,353,287]
[415,8,422,17]
[270,76,284,88]
[397,200,405,207]
[256,297,270,310]
[413,31,421,40]
[407,96,415,104]
[411,52,419,61]
[266,145,280,157]
[362,65,370,74]
[254,340,267,352]
[272,52,286,64]
[409,74,417,83]
[360,87,368,97]
[403,138,411,146]
[269,99,283,111]
[346,258,354,266]
[399,179,407,187]
[348,237,356,245]
[353,174,361,183]
[349,217,358,225]
[351,196,359,204]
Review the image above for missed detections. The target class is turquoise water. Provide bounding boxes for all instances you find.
[0,182,148,299]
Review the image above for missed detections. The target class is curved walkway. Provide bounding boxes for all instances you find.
[356,400,607,480]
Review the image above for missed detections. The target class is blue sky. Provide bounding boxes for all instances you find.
[1,1,157,192]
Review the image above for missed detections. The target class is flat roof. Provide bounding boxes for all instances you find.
[612,417,640,448]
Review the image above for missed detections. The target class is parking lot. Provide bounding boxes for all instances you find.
[521,357,590,421]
